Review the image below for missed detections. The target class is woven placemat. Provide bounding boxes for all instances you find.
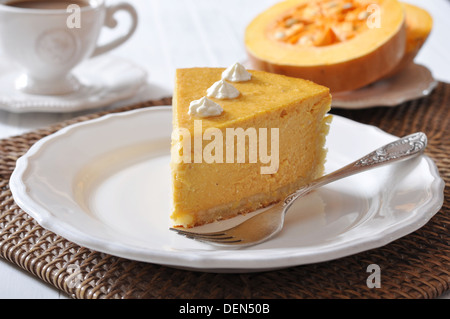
[0,84,448,299]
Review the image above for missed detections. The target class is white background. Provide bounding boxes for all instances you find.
[0,0,448,298]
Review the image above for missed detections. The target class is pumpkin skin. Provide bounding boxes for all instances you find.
[245,0,407,93]
[384,2,433,78]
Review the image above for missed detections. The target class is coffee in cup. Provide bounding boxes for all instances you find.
[5,0,91,10]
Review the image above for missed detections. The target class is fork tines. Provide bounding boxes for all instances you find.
[170,228,242,244]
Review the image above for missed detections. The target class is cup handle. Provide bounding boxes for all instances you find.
[91,2,138,57]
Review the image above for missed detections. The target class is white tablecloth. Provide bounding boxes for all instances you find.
[0,0,448,298]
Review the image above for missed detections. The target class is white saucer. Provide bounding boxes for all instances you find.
[332,63,438,109]
[0,55,147,113]
[9,107,444,272]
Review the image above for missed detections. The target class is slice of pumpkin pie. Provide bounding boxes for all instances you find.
[170,63,332,228]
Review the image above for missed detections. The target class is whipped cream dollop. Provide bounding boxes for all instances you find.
[188,97,223,117]
[221,62,252,82]
[206,79,240,99]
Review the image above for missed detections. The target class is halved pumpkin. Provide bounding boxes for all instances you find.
[245,0,407,93]
[384,2,433,78]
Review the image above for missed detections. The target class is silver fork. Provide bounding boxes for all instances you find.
[170,132,427,248]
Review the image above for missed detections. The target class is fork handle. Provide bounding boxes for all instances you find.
[284,132,427,207]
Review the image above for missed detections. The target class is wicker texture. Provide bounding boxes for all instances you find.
[0,86,448,298]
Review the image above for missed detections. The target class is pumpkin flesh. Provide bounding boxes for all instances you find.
[245,0,407,93]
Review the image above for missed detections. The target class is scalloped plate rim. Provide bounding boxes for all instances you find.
[9,107,445,272]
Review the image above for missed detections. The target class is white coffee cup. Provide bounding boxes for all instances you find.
[0,0,138,95]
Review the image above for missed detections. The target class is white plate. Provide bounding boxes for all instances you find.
[9,106,444,272]
[332,63,438,109]
[0,55,147,113]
